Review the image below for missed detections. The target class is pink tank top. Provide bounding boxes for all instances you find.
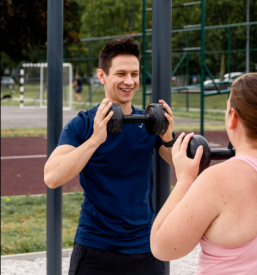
[195,155,257,275]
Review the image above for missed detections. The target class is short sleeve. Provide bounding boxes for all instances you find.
[57,111,92,148]
[154,135,163,151]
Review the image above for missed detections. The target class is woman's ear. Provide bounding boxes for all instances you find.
[229,108,238,130]
[97,69,106,84]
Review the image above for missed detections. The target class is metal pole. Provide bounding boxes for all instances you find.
[152,1,171,274]
[47,0,63,274]
[186,31,189,111]
[246,0,250,73]
[228,27,231,80]
[142,0,147,109]
[200,0,205,136]
[88,41,92,106]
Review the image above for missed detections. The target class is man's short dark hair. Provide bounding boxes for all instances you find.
[98,37,140,75]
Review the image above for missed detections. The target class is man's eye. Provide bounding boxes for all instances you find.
[118,73,124,76]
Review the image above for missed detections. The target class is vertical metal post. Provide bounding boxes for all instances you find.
[47,0,63,275]
[19,67,24,108]
[200,0,205,136]
[246,0,250,73]
[186,32,189,86]
[41,50,44,62]
[227,27,231,80]
[88,41,92,106]
[40,65,44,108]
[186,31,189,111]
[142,0,147,109]
[152,1,172,274]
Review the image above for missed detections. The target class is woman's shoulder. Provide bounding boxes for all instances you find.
[198,156,257,193]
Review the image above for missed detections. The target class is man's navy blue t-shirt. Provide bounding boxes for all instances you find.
[58,105,162,254]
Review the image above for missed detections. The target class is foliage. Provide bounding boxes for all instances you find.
[77,0,257,76]
[1,193,84,255]
[0,0,82,74]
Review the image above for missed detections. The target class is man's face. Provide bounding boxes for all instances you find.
[101,54,140,104]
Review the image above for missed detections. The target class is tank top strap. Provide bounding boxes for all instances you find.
[233,155,257,172]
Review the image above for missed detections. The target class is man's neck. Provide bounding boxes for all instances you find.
[120,102,133,115]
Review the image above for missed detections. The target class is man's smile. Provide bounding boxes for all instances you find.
[119,87,134,93]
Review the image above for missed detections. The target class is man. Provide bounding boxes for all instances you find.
[73,73,83,102]
[44,37,175,275]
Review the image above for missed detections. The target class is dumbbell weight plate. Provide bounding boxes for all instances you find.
[145,104,169,135]
[187,135,211,175]
[106,103,124,135]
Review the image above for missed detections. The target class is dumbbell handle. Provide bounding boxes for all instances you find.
[210,149,235,160]
[123,114,148,124]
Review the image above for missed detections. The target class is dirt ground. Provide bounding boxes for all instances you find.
[1,131,230,196]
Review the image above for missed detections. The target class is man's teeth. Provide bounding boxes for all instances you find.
[121,88,132,92]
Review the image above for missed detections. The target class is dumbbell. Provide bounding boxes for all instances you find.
[183,134,235,175]
[107,103,168,135]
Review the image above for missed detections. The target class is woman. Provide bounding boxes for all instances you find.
[150,73,257,274]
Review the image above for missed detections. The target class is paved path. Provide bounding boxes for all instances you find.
[1,244,201,275]
[1,105,222,129]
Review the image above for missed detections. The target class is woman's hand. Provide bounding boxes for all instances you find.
[172,132,203,183]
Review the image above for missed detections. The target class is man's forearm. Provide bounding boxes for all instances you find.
[44,138,100,189]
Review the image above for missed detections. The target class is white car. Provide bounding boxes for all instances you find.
[204,72,244,90]
[90,75,101,85]
[1,76,15,88]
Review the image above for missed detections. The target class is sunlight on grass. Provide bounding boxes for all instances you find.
[1,193,84,255]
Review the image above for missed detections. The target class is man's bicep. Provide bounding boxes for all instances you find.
[48,144,76,162]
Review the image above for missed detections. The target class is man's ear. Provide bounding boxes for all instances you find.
[229,108,238,130]
[97,69,106,84]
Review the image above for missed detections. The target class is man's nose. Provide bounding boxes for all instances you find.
[123,74,134,85]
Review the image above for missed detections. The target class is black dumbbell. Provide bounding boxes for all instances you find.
[107,103,169,135]
[174,134,235,175]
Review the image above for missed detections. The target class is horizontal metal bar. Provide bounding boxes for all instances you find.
[172,21,257,33]
[204,89,231,96]
[173,47,201,52]
[172,24,201,30]
[80,33,143,42]
[172,48,257,56]
[173,1,201,8]
[145,8,152,11]
[80,22,257,42]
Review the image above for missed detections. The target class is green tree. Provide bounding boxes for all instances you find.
[1,0,82,75]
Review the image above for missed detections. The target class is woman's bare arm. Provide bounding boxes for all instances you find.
[150,133,222,261]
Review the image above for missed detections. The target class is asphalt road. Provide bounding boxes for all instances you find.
[1,105,222,129]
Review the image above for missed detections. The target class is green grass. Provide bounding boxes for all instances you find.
[1,123,226,138]
[1,193,84,255]
[1,84,229,111]
[1,128,47,137]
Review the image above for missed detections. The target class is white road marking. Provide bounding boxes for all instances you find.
[1,155,47,160]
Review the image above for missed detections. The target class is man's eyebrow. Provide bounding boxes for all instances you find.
[115,69,140,73]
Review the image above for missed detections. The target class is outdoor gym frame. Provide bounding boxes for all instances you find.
[46,0,172,275]
[46,1,256,274]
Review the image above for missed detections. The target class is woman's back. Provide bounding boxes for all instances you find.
[204,154,257,247]
[195,155,257,275]
[150,73,257,275]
